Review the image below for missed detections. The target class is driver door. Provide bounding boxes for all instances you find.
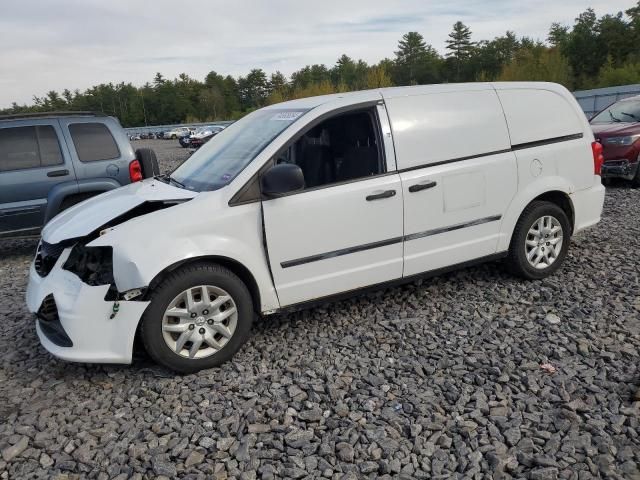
[261,104,404,307]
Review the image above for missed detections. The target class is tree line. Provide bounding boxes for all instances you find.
[3,2,640,127]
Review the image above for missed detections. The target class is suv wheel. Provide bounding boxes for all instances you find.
[140,263,254,373]
[135,148,160,178]
[506,201,571,280]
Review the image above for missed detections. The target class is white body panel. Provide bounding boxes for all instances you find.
[25,82,605,365]
[263,174,404,306]
[383,87,517,275]
[399,152,517,276]
[42,179,196,244]
[384,86,510,169]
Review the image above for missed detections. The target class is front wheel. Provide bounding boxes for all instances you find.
[506,201,571,280]
[140,263,254,373]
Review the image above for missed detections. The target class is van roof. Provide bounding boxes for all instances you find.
[265,82,569,110]
[0,111,107,122]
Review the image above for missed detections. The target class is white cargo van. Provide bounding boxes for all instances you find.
[27,82,605,372]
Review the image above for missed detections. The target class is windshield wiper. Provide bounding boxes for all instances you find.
[168,176,185,189]
[609,110,622,122]
[620,111,640,122]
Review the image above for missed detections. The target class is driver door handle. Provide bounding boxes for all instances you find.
[47,169,69,178]
[408,180,437,193]
[366,189,396,201]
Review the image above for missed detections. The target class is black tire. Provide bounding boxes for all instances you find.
[135,148,160,178]
[506,201,571,280]
[140,263,254,373]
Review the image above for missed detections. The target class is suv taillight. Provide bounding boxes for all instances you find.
[129,159,143,182]
[592,141,604,175]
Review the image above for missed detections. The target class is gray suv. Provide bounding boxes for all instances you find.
[0,112,158,238]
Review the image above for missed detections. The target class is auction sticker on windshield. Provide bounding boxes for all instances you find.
[271,111,304,121]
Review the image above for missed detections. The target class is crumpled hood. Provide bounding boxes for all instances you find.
[42,179,197,244]
[591,122,640,137]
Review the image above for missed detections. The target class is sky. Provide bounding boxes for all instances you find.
[0,0,635,108]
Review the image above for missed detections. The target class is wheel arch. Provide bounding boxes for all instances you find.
[498,179,576,252]
[146,255,262,314]
[530,190,574,234]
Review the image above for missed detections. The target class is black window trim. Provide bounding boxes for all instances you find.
[229,100,389,206]
[0,124,65,173]
[68,121,121,163]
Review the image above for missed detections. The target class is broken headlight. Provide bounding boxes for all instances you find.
[63,245,114,286]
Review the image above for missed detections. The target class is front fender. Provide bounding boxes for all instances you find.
[497,176,574,252]
[89,197,280,312]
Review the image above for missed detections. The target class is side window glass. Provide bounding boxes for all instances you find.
[279,109,384,190]
[69,123,120,162]
[0,126,39,171]
[37,125,64,167]
[0,125,63,172]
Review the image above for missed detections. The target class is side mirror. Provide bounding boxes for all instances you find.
[261,163,305,197]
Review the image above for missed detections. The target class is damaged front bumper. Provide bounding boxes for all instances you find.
[26,247,149,364]
[601,159,639,180]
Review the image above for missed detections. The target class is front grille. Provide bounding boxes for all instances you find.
[36,295,73,347]
[34,241,65,277]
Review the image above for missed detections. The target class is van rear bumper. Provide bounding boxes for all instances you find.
[570,181,605,234]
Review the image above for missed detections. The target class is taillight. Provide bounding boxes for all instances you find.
[591,141,604,175]
[129,159,143,182]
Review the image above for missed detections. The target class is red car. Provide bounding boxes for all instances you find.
[590,95,640,187]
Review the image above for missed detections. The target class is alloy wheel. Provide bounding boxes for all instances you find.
[524,215,563,270]
[161,285,238,359]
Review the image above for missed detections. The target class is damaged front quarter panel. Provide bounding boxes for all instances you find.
[63,244,115,287]
[42,179,197,245]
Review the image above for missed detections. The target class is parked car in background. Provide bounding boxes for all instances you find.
[26,83,604,372]
[0,112,159,239]
[590,95,640,187]
[178,135,191,148]
[189,125,226,148]
[164,126,191,139]
[179,126,225,148]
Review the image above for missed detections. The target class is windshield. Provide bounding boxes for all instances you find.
[170,108,309,191]
[591,98,640,124]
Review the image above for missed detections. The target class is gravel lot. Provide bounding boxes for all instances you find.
[1,139,639,479]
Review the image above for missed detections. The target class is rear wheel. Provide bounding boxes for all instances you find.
[140,263,254,373]
[506,201,571,280]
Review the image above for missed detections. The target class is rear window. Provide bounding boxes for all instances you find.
[0,125,64,172]
[69,123,120,162]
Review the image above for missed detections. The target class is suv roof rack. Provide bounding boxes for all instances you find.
[0,111,108,121]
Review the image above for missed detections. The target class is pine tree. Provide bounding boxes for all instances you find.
[446,22,475,81]
[395,32,428,85]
